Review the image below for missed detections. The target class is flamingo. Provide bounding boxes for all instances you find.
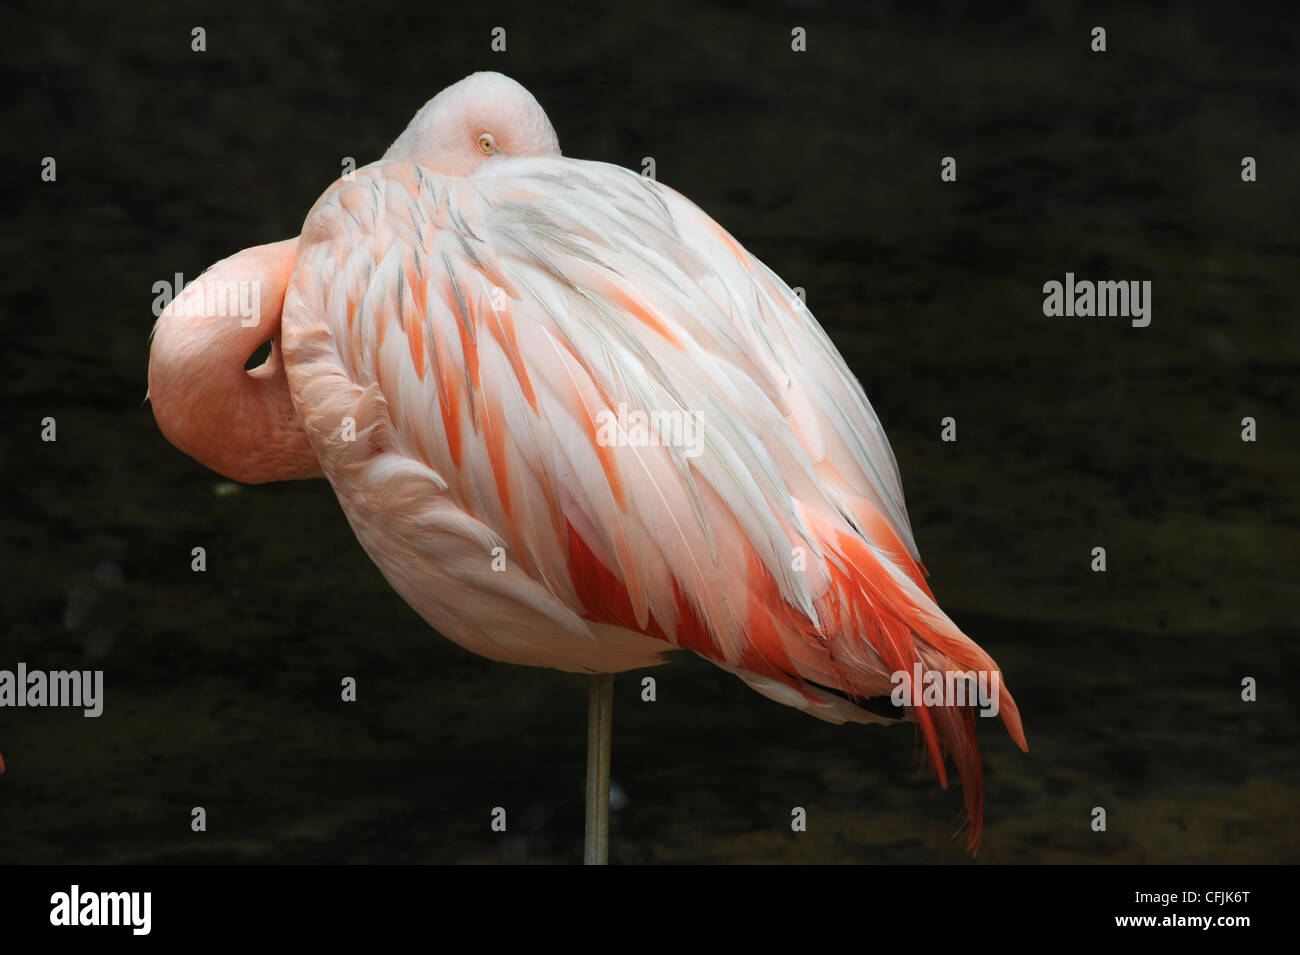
[149,71,1027,861]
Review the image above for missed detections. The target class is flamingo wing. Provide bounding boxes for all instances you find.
[281,155,1025,848]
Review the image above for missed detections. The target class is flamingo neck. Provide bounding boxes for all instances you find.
[148,238,320,484]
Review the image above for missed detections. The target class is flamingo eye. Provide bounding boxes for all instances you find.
[477,133,496,155]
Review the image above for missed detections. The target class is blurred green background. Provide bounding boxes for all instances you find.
[1,0,1297,862]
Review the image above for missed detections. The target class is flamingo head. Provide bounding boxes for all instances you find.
[383,72,562,176]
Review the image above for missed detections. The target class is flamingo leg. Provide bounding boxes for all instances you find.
[583,673,614,864]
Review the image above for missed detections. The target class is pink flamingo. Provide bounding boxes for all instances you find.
[149,72,1026,861]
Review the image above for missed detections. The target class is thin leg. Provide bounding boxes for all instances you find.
[584,673,614,865]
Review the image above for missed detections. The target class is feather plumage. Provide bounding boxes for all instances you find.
[280,150,1026,849]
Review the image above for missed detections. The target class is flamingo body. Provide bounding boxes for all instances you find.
[149,72,1026,849]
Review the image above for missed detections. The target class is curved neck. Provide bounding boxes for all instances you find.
[149,238,320,483]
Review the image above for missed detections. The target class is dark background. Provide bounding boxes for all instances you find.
[2,0,1297,863]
